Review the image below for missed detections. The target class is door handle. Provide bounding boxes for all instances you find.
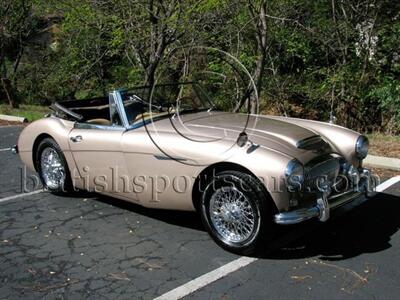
[70,135,83,143]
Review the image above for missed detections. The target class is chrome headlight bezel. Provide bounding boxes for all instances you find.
[285,159,305,190]
[355,135,369,159]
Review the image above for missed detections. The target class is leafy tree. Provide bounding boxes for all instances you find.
[0,0,36,108]
[115,0,194,87]
[44,0,126,100]
[1,0,399,133]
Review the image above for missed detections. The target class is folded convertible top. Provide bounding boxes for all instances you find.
[50,96,109,122]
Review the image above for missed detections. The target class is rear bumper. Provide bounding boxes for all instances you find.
[274,168,374,225]
[11,145,18,154]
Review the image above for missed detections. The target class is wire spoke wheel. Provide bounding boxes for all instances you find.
[40,147,66,190]
[209,186,259,245]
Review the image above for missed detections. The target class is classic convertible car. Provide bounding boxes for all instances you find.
[14,82,374,254]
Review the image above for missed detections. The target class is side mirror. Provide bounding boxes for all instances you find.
[237,131,248,147]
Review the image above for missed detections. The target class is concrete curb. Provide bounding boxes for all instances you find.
[364,155,400,171]
[0,114,28,123]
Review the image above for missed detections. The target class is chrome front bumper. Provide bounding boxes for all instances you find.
[274,192,331,225]
[274,169,374,225]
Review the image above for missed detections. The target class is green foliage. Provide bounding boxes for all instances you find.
[0,104,49,121]
[370,78,400,123]
[0,0,399,133]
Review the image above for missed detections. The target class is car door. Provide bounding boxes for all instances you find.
[68,126,128,194]
[121,123,203,211]
[68,93,138,201]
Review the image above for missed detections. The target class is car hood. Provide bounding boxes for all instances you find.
[177,111,330,158]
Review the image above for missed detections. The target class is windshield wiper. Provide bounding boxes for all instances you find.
[130,95,163,111]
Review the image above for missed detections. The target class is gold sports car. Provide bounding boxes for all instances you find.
[13,82,374,254]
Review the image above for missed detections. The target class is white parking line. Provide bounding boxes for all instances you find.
[154,257,257,300]
[0,148,11,152]
[154,175,400,300]
[375,176,400,192]
[0,189,45,204]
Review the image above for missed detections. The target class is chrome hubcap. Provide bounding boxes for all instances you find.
[40,147,65,189]
[209,187,258,244]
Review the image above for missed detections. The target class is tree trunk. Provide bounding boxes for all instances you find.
[144,63,157,88]
[233,59,263,114]
[249,53,265,114]
[233,57,264,114]
[234,0,267,114]
[1,78,18,109]
[144,42,164,88]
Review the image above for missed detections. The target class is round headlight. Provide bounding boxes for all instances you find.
[355,135,369,159]
[285,159,304,190]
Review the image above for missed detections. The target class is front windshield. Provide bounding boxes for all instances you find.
[119,82,215,126]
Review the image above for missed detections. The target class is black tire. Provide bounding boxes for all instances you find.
[200,170,276,255]
[35,137,73,193]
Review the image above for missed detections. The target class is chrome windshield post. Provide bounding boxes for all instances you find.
[110,90,130,129]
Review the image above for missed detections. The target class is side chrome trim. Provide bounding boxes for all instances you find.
[154,155,187,162]
[74,122,125,131]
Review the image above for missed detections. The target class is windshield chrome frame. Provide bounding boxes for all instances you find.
[111,88,171,131]
[110,90,130,129]
[109,83,216,131]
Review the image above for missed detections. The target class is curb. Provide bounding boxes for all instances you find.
[364,155,400,171]
[0,114,28,123]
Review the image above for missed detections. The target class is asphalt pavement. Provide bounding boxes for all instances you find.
[1,125,399,299]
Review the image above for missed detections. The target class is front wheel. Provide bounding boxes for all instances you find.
[200,170,276,255]
[35,138,73,193]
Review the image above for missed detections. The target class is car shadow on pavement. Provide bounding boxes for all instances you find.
[87,191,399,260]
[94,194,205,231]
[265,192,400,261]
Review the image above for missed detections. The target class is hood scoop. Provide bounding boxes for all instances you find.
[296,136,328,150]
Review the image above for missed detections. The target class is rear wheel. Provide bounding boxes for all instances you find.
[35,138,73,193]
[200,170,276,255]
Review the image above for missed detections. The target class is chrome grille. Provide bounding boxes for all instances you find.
[303,157,340,191]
